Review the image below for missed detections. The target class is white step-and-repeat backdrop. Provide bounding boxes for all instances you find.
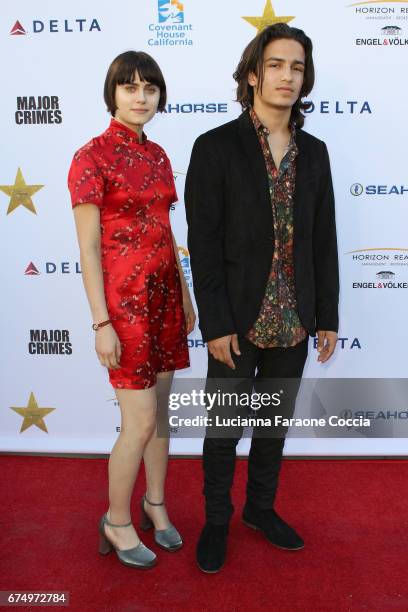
[1,0,407,455]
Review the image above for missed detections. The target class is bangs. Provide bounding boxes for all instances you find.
[104,51,167,115]
[116,55,162,87]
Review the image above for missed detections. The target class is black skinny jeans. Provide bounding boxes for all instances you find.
[203,334,308,525]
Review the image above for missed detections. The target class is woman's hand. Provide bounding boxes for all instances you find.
[182,291,196,335]
[95,324,122,369]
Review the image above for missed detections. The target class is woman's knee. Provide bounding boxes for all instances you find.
[120,418,156,445]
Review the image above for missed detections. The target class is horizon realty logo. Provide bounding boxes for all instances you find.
[347,0,408,45]
[346,248,408,268]
[148,0,193,46]
[348,0,408,20]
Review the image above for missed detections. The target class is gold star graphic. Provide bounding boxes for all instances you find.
[0,167,44,215]
[10,392,55,433]
[242,0,295,33]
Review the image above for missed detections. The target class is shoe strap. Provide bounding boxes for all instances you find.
[144,493,164,507]
[104,513,132,528]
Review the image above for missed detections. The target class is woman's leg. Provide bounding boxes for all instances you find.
[142,371,174,530]
[104,386,157,550]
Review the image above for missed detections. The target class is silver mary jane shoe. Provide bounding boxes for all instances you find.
[140,494,183,552]
[98,513,157,569]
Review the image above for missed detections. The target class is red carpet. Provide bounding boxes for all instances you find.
[2,456,408,612]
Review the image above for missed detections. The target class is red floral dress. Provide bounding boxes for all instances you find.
[68,118,190,389]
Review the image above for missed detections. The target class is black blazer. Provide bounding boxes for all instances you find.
[184,109,339,343]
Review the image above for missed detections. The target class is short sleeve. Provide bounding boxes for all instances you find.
[67,145,105,208]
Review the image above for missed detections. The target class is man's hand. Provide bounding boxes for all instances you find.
[316,330,337,363]
[207,333,241,369]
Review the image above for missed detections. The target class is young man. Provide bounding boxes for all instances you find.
[185,23,339,573]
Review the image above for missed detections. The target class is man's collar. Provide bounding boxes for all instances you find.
[249,106,297,147]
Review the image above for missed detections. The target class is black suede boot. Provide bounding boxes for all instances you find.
[242,503,304,550]
[196,522,229,573]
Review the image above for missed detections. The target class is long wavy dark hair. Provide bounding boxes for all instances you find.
[233,23,314,128]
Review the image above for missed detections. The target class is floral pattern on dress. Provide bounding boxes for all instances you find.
[68,119,190,388]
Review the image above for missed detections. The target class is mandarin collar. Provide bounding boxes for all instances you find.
[108,118,147,144]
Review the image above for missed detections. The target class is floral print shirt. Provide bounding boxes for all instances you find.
[246,108,307,348]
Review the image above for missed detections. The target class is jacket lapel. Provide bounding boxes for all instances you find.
[237,111,311,240]
[294,129,308,240]
[237,110,273,229]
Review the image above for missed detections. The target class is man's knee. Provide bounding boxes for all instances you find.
[204,436,241,450]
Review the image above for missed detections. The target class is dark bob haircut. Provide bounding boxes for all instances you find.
[104,51,167,116]
[233,23,314,128]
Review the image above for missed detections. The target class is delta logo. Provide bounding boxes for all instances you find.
[312,337,362,350]
[304,100,372,115]
[148,0,193,47]
[10,17,101,36]
[24,261,82,275]
[188,337,207,348]
[25,262,40,276]
[10,20,26,35]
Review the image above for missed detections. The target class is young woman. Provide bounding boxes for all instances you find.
[68,51,195,569]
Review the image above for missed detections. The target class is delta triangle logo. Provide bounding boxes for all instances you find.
[25,262,40,275]
[10,20,27,36]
